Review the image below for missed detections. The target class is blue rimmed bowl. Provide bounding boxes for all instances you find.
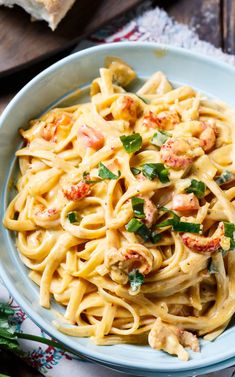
[1,42,235,377]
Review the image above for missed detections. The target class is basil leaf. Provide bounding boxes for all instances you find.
[125,218,143,232]
[151,130,172,147]
[216,171,234,185]
[185,179,206,198]
[142,163,169,183]
[131,197,145,218]
[98,163,121,180]
[128,269,144,292]
[223,222,235,249]
[131,167,141,176]
[120,134,142,153]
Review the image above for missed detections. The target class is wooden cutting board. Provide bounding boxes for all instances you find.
[0,0,142,77]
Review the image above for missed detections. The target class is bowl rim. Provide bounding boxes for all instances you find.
[1,41,235,373]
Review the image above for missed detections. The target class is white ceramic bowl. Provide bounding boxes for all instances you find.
[1,42,235,377]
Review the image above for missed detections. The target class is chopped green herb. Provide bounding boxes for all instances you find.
[120,133,142,153]
[67,211,79,223]
[142,163,169,183]
[136,95,149,104]
[125,218,143,232]
[128,269,144,292]
[125,217,161,243]
[131,197,145,218]
[0,303,80,357]
[150,231,162,244]
[82,172,100,184]
[208,258,217,274]
[223,222,235,249]
[156,207,202,234]
[136,223,152,242]
[185,179,206,198]
[98,163,121,180]
[151,130,172,147]
[216,171,233,185]
[173,221,202,233]
[131,167,141,176]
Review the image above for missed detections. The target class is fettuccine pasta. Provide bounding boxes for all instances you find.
[3,57,235,361]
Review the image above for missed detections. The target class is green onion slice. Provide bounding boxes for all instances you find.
[185,179,206,198]
[142,163,169,183]
[156,207,202,233]
[208,258,217,274]
[151,130,172,147]
[136,95,149,104]
[125,217,162,243]
[125,218,143,232]
[131,197,145,218]
[120,133,142,154]
[67,211,79,223]
[216,171,234,185]
[223,222,235,249]
[98,163,121,180]
[131,167,141,176]
[128,269,144,292]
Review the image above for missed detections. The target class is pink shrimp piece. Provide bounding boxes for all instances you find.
[172,193,199,212]
[160,137,202,170]
[63,181,91,201]
[111,95,141,124]
[41,113,71,142]
[78,124,104,150]
[199,120,217,152]
[35,207,59,220]
[181,222,224,253]
[122,249,153,275]
[143,110,180,130]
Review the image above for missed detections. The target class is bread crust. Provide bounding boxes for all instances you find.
[0,0,76,29]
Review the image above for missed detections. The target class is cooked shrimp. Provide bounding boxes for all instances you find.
[181,222,224,253]
[41,113,72,142]
[63,181,91,201]
[174,120,217,152]
[199,120,217,152]
[111,95,141,124]
[160,137,204,170]
[172,193,199,212]
[105,244,153,284]
[148,318,199,361]
[77,124,104,150]
[33,206,60,228]
[143,110,180,130]
[35,207,59,220]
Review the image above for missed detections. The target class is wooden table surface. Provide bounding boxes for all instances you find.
[0,0,235,376]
